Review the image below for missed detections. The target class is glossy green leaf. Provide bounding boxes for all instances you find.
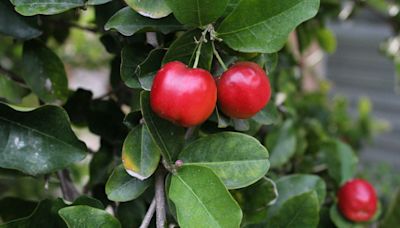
[233,177,278,225]
[125,0,172,18]
[0,103,87,175]
[0,1,41,39]
[87,143,114,187]
[319,140,358,185]
[2,199,67,227]
[166,0,228,27]
[105,7,183,36]
[120,44,152,89]
[381,189,400,228]
[267,191,320,228]
[136,49,166,90]
[252,103,280,125]
[0,75,29,103]
[163,30,213,70]
[267,174,326,219]
[105,165,151,202]
[87,0,112,5]
[140,91,185,163]
[266,120,297,168]
[329,204,363,228]
[179,132,269,189]
[71,196,104,210]
[122,125,160,180]
[10,0,85,16]
[217,0,320,53]
[59,205,121,228]
[169,165,242,228]
[22,41,69,103]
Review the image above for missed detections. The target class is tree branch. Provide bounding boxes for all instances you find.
[57,169,79,201]
[139,198,157,228]
[155,166,167,228]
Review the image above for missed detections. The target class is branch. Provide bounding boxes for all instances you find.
[155,166,167,228]
[139,198,157,228]
[57,169,79,201]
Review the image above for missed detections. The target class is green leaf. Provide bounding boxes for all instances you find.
[163,30,213,70]
[267,174,326,219]
[105,165,151,202]
[136,49,166,90]
[22,41,69,103]
[87,0,112,5]
[140,91,185,163]
[59,205,121,228]
[217,0,320,53]
[0,1,41,39]
[120,44,152,89]
[381,189,400,228]
[122,125,160,180]
[319,140,358,185]
[116,200,147,228]
[169,165,242,228]
[178,132,269,189]
[124,0,172,18]
[0,103,87,175]
[0,197,37,222]
[252,103,280,125]
[266,120,297,168]
[233,177,278,225]
[316,27,337,54]
[71,196,104,210]
[2,199,67,227]
[87,143,114,187]
[267,191,320,228]
[10,0,85,16]
[105,7,184,36]
[165,0,229,27]
[329,204,363,228]
[0,75,29,104]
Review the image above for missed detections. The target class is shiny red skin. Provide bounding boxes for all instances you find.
[150,61,217,127]
[337,179,378,222]
[217,62,271,119]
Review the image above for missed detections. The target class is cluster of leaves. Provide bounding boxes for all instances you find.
[0,0,399,228]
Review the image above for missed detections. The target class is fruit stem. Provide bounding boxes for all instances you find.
[212,41,228,71]
[193,40,203,68]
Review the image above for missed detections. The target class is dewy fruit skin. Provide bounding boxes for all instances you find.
[337,179,378,222]
[217,61,271,119]
[150,61,217,127]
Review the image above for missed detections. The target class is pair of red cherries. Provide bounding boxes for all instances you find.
[150,61,272,127]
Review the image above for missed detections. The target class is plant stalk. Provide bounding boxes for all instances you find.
[155,166,167,228]
[139,198,157,228]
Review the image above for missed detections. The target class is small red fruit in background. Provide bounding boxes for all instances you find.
[150,61,217,127]
[337,179,378,222]
[217,62,271,119]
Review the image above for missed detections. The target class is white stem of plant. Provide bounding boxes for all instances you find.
[139,198,157,228]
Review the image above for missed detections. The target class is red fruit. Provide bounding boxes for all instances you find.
[337,179,378,222]
[150,61,217,127]
[217,62,271,119]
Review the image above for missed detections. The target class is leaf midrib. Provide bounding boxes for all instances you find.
[183,159,268,165]
[218,0,307,35]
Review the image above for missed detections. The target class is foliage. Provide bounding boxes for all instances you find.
[0,0,397,227]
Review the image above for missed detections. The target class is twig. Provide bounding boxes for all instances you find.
[155,166,167,228]
[184,127,196,140]
[57,169,79,201]
[146,32,159,48]
[139,198,157,228]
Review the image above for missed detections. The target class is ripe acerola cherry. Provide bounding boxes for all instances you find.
[217,62,271,119]
[150,61,217,127]
[337,179,378,222]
